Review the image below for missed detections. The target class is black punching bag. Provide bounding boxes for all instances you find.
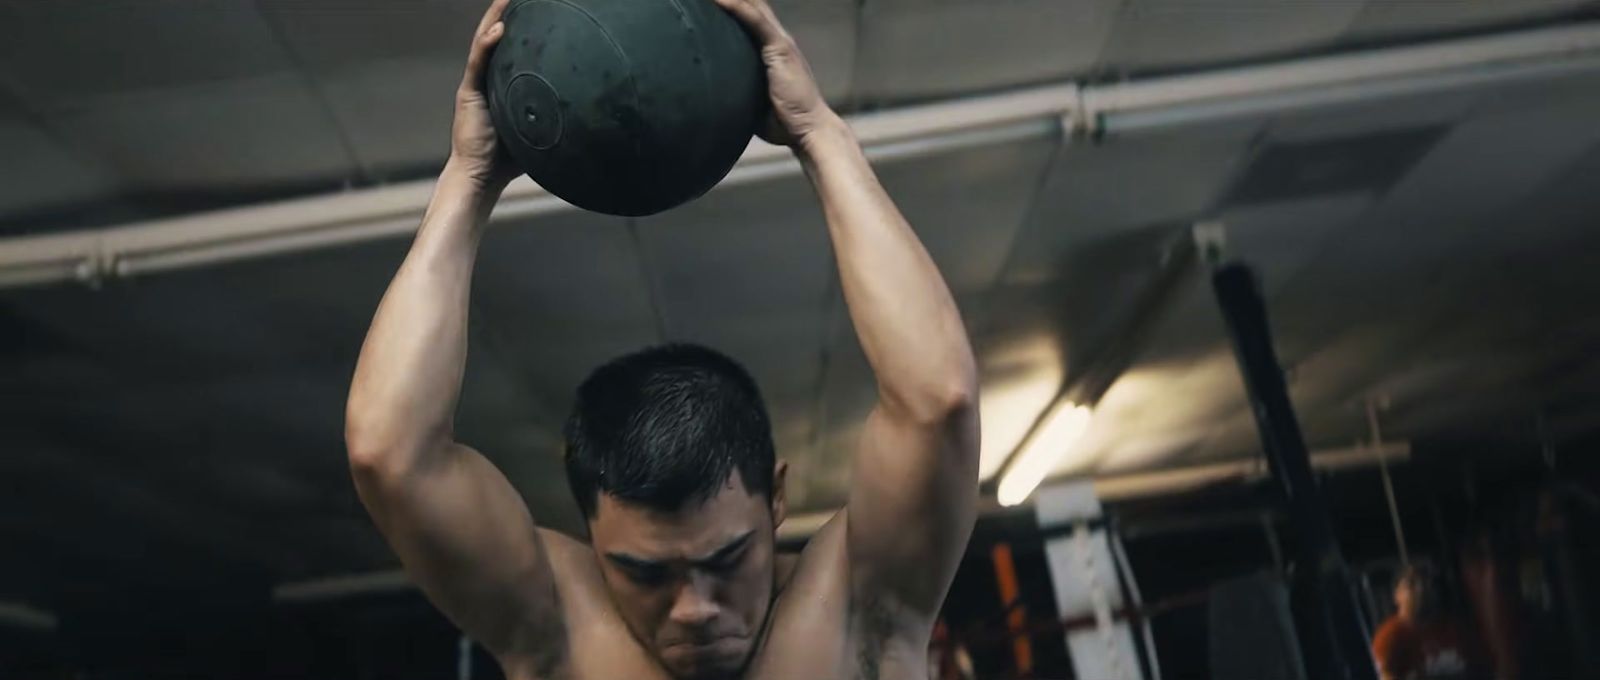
[487,0,767,217]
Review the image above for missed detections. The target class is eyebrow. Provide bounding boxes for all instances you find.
[606,531,755,569]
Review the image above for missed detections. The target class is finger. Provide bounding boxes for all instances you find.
[460,20,505,92]
[474,0,513,37]
[713,0,786,45]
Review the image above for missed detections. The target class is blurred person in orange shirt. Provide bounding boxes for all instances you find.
[1372,565,1492,680]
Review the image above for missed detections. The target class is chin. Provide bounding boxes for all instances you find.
[660,637,751,680]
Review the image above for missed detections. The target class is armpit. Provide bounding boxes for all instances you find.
[850,593,925,680]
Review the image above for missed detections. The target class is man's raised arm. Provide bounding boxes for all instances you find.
[715,0,981,624]
[343,1,564,673]
[808,120,981,609]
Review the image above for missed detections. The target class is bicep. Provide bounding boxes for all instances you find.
[844,405,979,615]
[353,443,563,659]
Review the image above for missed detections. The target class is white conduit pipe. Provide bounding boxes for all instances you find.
[5,22,1600,289]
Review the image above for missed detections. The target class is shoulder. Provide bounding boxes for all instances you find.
[780,510,850,596]
[519,529,665,679]
[537,528,596,584]
[535,528,616,621]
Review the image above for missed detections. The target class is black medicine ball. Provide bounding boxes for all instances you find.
[487,0,767,217]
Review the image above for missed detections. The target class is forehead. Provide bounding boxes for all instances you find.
[589,475,768,557]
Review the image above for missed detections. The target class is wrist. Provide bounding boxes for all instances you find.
[443,154,512,197]
[425,159,504,235]
[793,113,856,164]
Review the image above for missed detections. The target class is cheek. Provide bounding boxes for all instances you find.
[605,570,673,623]
[724,554,773,615]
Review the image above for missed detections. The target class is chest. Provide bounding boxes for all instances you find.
[556,570,923,680]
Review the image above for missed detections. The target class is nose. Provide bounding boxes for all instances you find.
[668,574,719,628]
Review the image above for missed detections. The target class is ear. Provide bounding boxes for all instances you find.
[770,459,789,529]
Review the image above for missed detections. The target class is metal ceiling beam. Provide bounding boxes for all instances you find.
[5,22,1600,289]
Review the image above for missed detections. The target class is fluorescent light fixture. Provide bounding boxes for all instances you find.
[997,402,1093,507]
[977,341,1065,480]
[979,375,1062,480]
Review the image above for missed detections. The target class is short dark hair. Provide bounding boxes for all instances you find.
[563,343,775,518]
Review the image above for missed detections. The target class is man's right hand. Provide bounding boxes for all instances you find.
[449,0,520,192]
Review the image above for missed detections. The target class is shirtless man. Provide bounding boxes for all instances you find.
[343,0,980,678]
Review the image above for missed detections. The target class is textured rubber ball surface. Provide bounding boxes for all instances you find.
[487,0,767,217]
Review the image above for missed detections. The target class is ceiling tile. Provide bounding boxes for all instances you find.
[875,137,1060,294]
[0,116,120,230]
[1346,0,1594,41]
[53,74,356,192]
[853,0,1119,103]
[774,0,858,104]
[311,57,462,178]
[1480,140,1600,256]
[260,0,480,68]
[1473,68,1600,121]
[472,210,661,413]
[1264,87,1480,144]
[9,274,318,376]
[1098,0,1367,73]
[1219,192,1375,298]
[260,0,476,177]
[1222,126,1448,206]
[0,0,290,108]
[631,170,837,502]
[1286,93,1600,296]
[1003,119,1260,286]
[638,174,832,348]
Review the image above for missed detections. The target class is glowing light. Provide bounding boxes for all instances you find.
[996,402,1093,507]
[977,371,1062,480]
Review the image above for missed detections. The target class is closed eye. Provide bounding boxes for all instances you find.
[705,548,745,573]
[625,564,669,586]
[698,533,753,573]
[607,555,670,587]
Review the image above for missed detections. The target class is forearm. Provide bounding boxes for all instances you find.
[799,120,978,421]
[346,160,500,470]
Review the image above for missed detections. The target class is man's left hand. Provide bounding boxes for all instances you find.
[713,0,842,148]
